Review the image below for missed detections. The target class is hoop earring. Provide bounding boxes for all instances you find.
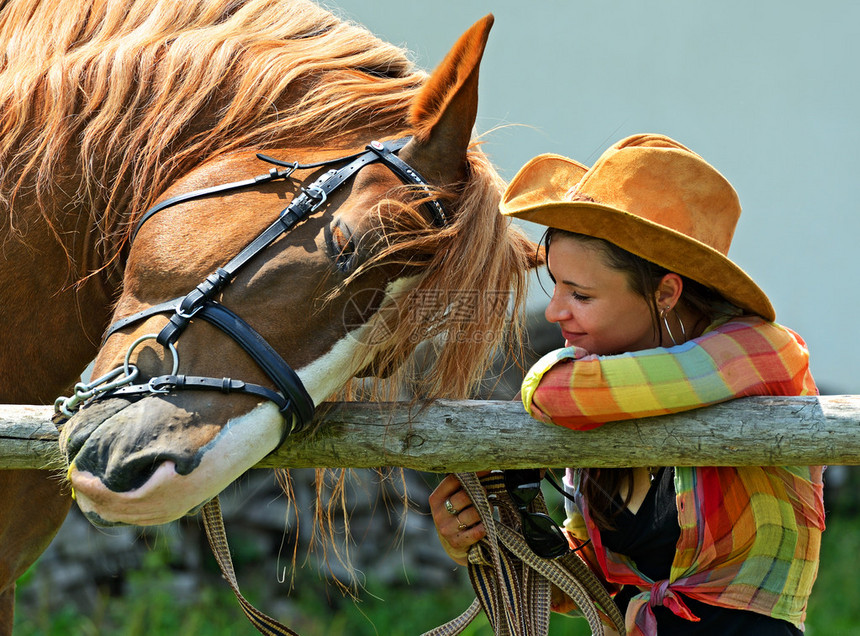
[660,306,686,347]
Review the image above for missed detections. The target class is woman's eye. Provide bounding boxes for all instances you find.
[572,292,591,302]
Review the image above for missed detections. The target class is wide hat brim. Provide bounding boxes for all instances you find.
[501,150,775,321]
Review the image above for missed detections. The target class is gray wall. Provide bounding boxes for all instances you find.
[324,0,859,394]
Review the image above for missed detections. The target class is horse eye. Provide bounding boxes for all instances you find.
[326,221,356,273]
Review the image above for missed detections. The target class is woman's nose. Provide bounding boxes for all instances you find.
[544,291,569,324]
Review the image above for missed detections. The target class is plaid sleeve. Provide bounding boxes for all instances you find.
[521,316,816,430]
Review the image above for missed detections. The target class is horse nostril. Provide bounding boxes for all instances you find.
[74,444,202,493]
[104,453,179,492]
[62,395,204,493]
[61,397,135,462]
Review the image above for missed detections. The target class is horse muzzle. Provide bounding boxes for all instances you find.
[59,394,285,526]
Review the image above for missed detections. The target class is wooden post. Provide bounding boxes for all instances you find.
[3,395,860,471]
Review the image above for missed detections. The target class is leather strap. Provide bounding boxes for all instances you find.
[103,299,314,432]
[132,172,281,244]
[103,298,182,342]
[202,497,300,636]
[131,144,376,243]
[366,139,446,226]
[131,136,441,241]
[107,375,288,415]
[187,302,314,426]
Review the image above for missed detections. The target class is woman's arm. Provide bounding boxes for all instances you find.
[522,317,816,430]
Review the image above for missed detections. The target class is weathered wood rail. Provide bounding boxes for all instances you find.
[3,395,860,472]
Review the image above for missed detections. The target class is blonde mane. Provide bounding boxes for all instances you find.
[0,0,425,242]
[341,147,536,402]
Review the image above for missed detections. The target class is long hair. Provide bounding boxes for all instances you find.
[0,1,534,400]
[330,146,535,402]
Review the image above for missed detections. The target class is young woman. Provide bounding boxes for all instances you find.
[430,134,823,635]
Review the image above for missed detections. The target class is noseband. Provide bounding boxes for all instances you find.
[55,137,446,437]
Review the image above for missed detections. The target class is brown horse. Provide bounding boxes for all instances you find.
[0,0,537,631]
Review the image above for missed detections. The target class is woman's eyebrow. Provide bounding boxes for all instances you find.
[560,278,595,290]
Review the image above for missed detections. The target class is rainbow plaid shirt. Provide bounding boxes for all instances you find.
[520,316,824,634]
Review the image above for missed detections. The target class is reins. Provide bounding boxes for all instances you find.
[200,470,626,636]
[424,472,626,636]
[201,497,301,636]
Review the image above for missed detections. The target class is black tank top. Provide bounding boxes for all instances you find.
[598,468,801,635]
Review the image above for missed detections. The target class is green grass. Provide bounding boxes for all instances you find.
[14,550,251,636]
[805,514,860,635]
[14,514,859,635]
[13,549,592,636]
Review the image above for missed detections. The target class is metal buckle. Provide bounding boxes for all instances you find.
[304,185,328,211]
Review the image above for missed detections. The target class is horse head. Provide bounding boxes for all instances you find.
[57,13,536,527]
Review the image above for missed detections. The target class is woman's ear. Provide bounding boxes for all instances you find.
[655,273,684,310]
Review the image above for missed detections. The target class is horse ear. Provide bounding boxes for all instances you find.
[402,14,494,183]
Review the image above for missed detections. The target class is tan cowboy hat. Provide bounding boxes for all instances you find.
[500,133,775,321]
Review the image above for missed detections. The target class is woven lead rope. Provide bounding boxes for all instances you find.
[474,471,625,633]
[201,497,301,636]
[422,472,625,636]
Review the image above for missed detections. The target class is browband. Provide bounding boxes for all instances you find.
[131,137,445,243]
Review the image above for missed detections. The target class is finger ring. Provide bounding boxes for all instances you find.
[456,515,467,530]
[445,498,459,516]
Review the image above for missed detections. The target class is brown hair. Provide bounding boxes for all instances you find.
[543,228,740,530]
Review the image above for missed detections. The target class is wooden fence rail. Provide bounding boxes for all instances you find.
[3,395,860,472]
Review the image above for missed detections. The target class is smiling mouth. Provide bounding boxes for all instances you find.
[561,329,586,342]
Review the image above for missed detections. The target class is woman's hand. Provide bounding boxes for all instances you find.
[429,474,486,566]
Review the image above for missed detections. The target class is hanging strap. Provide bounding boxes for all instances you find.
[201,497,301,636]
[422,472,625,636]
[202,470,626,636]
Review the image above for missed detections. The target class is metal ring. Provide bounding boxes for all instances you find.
[444,499,458,516]
[123,333,180,378]
[457,515,467,531]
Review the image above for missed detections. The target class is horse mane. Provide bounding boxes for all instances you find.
[0,0,425,251]
[311,143,536,595]
[334,143,536,403]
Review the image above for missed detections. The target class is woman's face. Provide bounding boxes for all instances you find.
[544,234,660,355]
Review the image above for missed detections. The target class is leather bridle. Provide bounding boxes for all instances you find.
[55,137,446,437]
